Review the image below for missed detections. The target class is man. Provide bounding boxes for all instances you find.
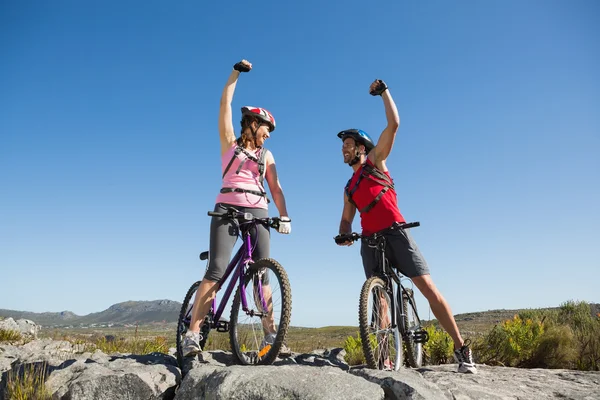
[335,79,476,373]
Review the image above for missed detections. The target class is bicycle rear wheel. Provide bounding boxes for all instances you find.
[402,288,424,367]
[229,258,292,365]
[359,276,402,371]
[176,281,210,368]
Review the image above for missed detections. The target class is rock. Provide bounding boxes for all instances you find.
[0,318,18,333]
[0,318,40,338]
[418,364,600,400]
[352,368,447,399]
[176,364,384,400]
[46,353,179,400]
[1,340,599,399]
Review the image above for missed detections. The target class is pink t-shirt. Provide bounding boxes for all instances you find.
[215,144,269,209]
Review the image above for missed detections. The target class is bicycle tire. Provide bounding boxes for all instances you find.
[359,276,402,371]
[229,258,292,365]
[176,281,211,369]
[402,288,424,368]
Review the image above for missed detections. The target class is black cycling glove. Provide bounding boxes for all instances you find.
[233,61,251,72]
[369,79,388,96]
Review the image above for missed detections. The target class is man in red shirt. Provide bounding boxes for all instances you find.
[335,79,476,374]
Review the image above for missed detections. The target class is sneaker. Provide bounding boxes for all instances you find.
[260,333,292,357]
[260,333,276,349]
[382,359,394,370]
[278,342,292,357]
[182,331,202,357]
[454,339,477,374]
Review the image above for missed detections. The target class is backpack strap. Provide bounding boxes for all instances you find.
[220,146,270,203]
[222,146,243,179]
[345,163,395,213]
[257,148,267,188]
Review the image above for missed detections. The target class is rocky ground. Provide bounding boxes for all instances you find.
[1,318,599,399]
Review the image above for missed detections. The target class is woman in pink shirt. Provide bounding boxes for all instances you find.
[182,59,291,358]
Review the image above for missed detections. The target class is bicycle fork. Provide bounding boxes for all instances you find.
[396,287,429,344]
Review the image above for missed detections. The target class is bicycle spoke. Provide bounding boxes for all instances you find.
[230,259,291,365]
[360,277,401,371]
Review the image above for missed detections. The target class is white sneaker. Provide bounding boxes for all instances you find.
[454,339,477,374]
[260,333,277,350]
[182,331,202,357]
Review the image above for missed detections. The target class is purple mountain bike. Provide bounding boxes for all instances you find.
[176,206,292,368]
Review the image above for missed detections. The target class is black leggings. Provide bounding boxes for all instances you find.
[203,203,270,282]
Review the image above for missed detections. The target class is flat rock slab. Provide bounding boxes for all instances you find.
[176,364,384,400]
[418,364,600,400]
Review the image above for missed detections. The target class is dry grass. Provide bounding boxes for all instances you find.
[0,328,23,343]
[5,363,51,400]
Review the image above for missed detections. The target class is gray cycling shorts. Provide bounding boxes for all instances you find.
[360,227,430,279]
[204,203,270,283]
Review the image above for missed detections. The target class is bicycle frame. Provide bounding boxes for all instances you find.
[208,221,269,327]
[369,233,422,340]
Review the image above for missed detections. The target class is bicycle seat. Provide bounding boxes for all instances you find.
[199,251,209,261]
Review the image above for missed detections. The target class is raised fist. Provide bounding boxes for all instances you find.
[233,60,252,72]
[369,79,388,96]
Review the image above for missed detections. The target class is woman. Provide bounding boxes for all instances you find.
[182,59,291,358]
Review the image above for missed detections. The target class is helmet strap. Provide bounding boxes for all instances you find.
[250,123,262,149]
[348,139,364,166]
[349,151,362,166]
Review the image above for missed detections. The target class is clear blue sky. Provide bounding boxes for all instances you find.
[1,1,598,328]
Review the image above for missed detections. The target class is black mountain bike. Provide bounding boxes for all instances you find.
[335,222,429,371]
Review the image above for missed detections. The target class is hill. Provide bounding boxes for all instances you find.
[1,301,598,332]
[0,299,181,327]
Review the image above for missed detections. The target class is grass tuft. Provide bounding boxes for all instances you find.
[6,362,52,400]
[0,328,23,343]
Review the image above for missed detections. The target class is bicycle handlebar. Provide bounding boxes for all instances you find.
[334,221,421,244]
[208,208,285,230]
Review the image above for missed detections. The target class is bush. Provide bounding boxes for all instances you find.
[475,315,544,367]
[528,325,578,369]
[343,333,365,366]
[474,301,600,370]
[423,324,453,365]
[558,301,600,371]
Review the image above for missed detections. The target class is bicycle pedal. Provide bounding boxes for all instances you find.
[215,319,229,333]
[412,329,429,344]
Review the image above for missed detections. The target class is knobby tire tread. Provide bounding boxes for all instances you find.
[229,258,292,365]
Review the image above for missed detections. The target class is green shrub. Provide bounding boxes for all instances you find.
[343,333,365,366]
[559,301,600,371]
[528,324,578,369]
[423,324,453,365]
[475,315,544,367]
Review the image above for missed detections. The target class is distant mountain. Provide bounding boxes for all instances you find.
[2,301,598,329]
[0,300,182,327]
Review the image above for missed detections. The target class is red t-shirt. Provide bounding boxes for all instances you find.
[346,159,405,235]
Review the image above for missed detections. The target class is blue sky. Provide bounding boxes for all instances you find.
[1,1,598,328]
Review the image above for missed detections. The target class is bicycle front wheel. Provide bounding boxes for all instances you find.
[175,280,211,369]
[176,281,200,369]
[229,258,292,365]
[402,288,424,367]
[359,277,402,371]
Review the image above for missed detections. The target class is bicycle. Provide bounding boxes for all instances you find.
[335,221,429,371]
[176,206,292,369]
